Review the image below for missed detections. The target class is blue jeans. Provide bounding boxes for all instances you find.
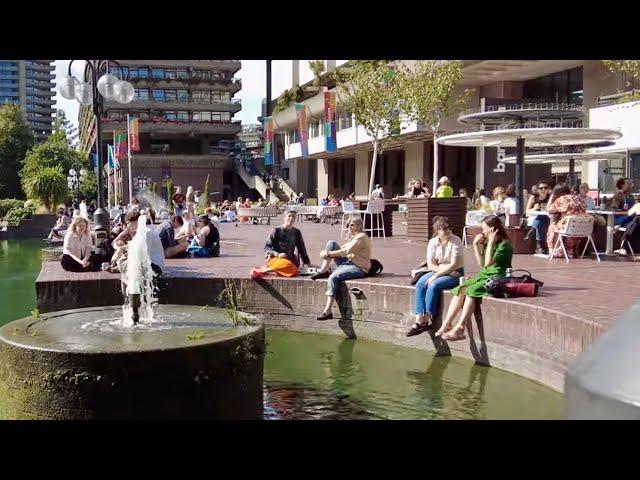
[187,239,211,258]
[414,270,463,316]
[325,240,366,297]
[532,214,550,241]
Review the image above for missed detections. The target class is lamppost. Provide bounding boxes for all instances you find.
[67,163,88,205]
[57,60,134,231]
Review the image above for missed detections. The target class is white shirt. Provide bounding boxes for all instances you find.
[371,187,384,199]
[479,195,490,206]
[426,234,464,272]
[146,229,165,269]
[490,199,504,212]
[581,195,595,210]
[503,197,519,214]
[63,232,93,259]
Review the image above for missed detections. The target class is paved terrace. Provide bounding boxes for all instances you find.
[36,215,640,391]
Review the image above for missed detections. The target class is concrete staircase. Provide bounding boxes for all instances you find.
[234,158,296,203]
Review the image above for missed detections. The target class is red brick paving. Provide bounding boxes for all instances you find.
[39,215,640,329]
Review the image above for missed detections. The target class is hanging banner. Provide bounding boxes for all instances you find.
[115,132,128,161]
[263,116,273,165]
[323,90,337,152]
[128,116,140,152]
[295,103,309,158]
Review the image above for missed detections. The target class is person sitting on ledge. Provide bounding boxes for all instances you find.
[186,215,220,258]
[47,208,70,243]
[264,210,310,268]
[311,216,371,321]
[435,215,513,341]
[157,214,190,259]
[112,211,141,248]
[406,216,464,337]
[61,216,97,272]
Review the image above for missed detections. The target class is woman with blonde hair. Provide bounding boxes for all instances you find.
[311,216,372,320]
[61,216,96,272]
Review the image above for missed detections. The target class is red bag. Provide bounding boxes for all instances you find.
[501,282,539,297]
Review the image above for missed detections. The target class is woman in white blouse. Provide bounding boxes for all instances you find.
[61,216,96,272]
[406,216,465,337]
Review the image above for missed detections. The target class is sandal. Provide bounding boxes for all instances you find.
[442,327,466,342]
[406,321,431,337]
[434,323,452,337]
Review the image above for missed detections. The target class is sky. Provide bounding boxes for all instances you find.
[54,60,304,128]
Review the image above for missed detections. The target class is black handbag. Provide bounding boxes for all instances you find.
[484,270,544,298]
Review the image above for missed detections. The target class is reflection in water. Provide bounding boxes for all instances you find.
[264,330,563,420]
[0,240,42,325]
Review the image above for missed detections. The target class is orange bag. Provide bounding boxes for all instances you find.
[249,257,299,280]
[266,257,299,277]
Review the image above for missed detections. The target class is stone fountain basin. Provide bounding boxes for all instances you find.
[0,305,265,420]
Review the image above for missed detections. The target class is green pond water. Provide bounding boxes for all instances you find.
[0,240,564,419]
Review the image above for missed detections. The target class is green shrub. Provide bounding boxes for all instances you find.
[0,198,24,218]
[4,207,29,226]
[21,166,68,212]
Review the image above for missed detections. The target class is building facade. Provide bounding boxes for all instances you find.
[270,60,636,200]
[78,60,243,204]
[0,60,56,142]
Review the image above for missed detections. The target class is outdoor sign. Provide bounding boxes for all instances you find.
[295,103,309,158]
[324,90,337,152]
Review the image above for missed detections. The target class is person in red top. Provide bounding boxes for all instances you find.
[172,186,186,217]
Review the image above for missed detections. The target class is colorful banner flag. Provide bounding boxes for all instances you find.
[128,116,140,152]
[91,153,98,173]
[263,117,273,166]
[323,90,337,152]
[107,145,117,171]
[295,104,309,158]
[115,132,127,161]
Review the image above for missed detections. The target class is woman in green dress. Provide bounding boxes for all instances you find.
[434,215,513,341]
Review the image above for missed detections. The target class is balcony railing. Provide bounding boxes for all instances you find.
[102,117,242,126]
[597,90,640,107]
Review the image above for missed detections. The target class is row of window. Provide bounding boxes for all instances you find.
[110,66,235,82]
[0,79,17,84]
[106,110,233,123]
[285,112,355,144]
[133,88,233,103]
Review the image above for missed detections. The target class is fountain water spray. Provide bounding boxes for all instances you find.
[135,190,168,215]
[123,214,158,325]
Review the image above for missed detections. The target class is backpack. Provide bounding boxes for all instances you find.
[366,258,384,277]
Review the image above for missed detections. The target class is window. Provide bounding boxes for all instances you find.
[150,143,170,153]
[165,110,177,121]
[152,89,165,102]
[177,90,188,102]
[129,67,148,78]
[152,68,165,79]
[135,88,149,101]
[630,153,640,194]
[309,119,322,138]
[337,111,353,130]
[192,90,210,103]
[176,69,188,79]
[177,111,189,122]
[165,90,177,102]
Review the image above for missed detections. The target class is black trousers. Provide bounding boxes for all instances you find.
[61,254,99,272]
[622,216,640,243]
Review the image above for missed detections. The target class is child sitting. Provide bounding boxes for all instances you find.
[106,239,128,273]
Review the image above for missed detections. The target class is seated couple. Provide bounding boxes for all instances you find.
[157,214,220,259]
[407,215,512,341]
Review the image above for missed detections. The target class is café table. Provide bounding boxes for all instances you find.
[586,209,628,255]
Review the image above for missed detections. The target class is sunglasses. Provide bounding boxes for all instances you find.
[539,186,549,190]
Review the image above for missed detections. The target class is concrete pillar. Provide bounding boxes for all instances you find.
[292,60,300,86]
[404,141,425,187]
[355,151,369,199]
[317,158,329,200]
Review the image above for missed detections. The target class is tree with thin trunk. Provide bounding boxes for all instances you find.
[336,60,403,197]
[397,60,471,191]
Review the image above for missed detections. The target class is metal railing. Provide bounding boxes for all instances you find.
[461,101,584,117]
[597,90,640,107]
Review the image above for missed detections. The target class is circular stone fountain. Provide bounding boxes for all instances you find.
[0,305,265,420]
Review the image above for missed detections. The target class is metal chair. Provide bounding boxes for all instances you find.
[549,215,600,263]
[462,210,487,246]
[617,226,636,257]
[361,199,386,240]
